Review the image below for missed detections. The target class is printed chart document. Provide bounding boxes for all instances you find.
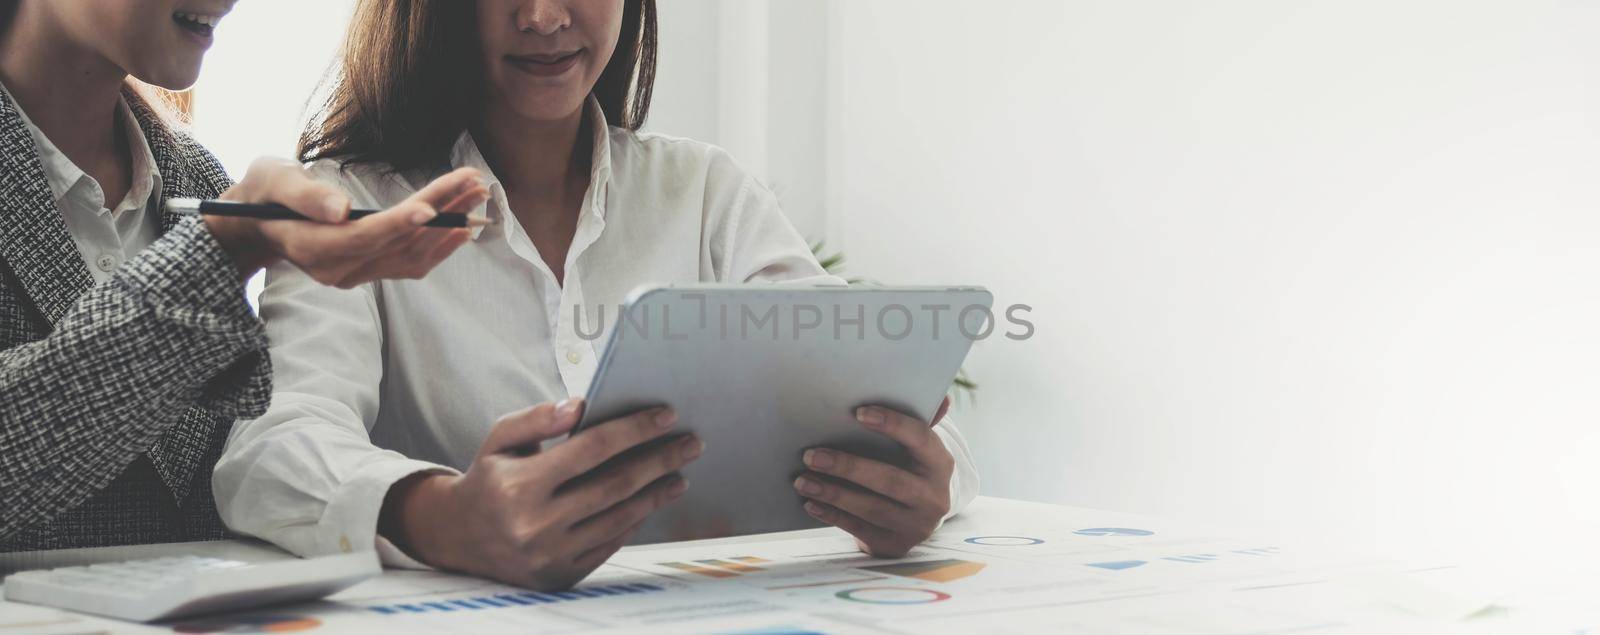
[5,497,1579,633]
[6,499,1587,633]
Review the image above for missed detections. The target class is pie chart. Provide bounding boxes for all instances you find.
[835,587,952,605]
[963,535,1044,546]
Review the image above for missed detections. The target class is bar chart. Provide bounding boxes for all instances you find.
[361,582,665,615]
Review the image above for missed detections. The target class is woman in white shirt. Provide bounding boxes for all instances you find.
[215,0,978,590]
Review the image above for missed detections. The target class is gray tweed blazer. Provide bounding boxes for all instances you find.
[0,86,272,551]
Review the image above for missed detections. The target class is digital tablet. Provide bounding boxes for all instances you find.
[573,284,992,544]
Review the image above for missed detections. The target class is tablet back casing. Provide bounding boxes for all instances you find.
[575,285,992,544]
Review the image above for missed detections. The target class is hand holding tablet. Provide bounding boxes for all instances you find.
[379,400,702,590]
[573,284,991,546]
[796,396,957,557]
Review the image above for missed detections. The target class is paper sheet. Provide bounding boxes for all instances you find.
[1,499,1542,634]
[0,603,111,635]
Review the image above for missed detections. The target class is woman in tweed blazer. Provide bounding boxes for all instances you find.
[0,0,488,551]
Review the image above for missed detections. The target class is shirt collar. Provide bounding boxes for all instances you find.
[116,97,162,214]
[3,83,162,213]
[449,94,613,241]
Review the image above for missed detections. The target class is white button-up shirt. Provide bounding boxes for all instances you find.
[6,85,161,284]
[214,97,978,564]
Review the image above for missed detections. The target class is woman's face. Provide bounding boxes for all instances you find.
[39,0,235,89]
[478,0,625,124]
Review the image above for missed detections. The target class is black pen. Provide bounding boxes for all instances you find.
[166,198,494,228]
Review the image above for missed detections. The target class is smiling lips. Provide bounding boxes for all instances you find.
[173,10,225,38]
[505,50,583,77]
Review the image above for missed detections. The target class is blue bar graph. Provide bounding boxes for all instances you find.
[1162,554,1220,563]
[365,583,666,615]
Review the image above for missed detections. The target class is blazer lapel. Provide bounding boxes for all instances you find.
[125,92,195,236]
[0,87,96,326]
[124,90,233,508]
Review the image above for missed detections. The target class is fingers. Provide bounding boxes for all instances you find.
[425,230,472,263]
[408,167,487,216]
[406,229,472,275]
[567,474,687,553]
[794,473,914,533]
[524,476,684,590]
[801,500,907,557]
[568,522,642,575]
[554,435,701,517]
[338,226,469,286]
[260,203,428,278]
[311,178,482,285]
[347,201,446,247]
[481,399,583,457]
[406,230,472,281]
[855,406,954,475]
[432,175,491,218]
[397,226,466,267]
[539,408,679,484]
[339,171,485,247]
[229,157,350,223]
[801,448,929,508]
[931,396,952,426]
[239,163,486,289]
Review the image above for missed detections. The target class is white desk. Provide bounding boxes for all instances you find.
[0,497,1589,634]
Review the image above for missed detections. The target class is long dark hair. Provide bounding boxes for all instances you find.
[298,0,657,173]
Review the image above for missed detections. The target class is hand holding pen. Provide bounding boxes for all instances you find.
[169,199,493,228]
[198,157,492,286]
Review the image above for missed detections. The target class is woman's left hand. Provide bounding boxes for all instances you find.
[794,396,955,558]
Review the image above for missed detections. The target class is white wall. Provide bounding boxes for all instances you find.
[190,0,356,175]
[645,1,721,144]
[824,0,1600,566]
[649,0,831,240]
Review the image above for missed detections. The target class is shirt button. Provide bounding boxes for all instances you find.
[95,253,117,272]
[566,350,581,364]
[339,535,352,553]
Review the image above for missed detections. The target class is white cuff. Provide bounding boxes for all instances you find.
[314,454,459,566]
[933,422,980,523]
[375,535,435,570]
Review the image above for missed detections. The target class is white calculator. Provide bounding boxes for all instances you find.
[2,552,379,623]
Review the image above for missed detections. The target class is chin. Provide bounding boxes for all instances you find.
[135,65,205,92]
[502,87,591,123]
[513,106,584,123]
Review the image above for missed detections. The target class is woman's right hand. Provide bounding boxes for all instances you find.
[204,157,489,284]
[381,399,703,590]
